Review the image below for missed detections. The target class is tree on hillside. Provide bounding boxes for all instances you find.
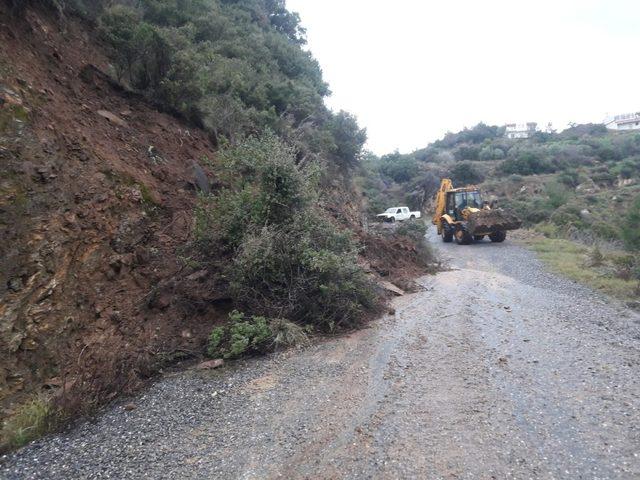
[329,111,367,167]
[265,0,307,44]
[450,161,484,185]
[378,152,419,183]
[433,123,502,148]
[95,0,364,173]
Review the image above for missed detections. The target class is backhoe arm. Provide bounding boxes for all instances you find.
[432,178,453,232]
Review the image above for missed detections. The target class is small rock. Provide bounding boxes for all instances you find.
[197,359,224,370]
[186,269,208,282]
[580,209,592,220]
[388,308,396,316]
[97,110,128,128]
[152,293,172,310]
[123,403,136,411]
[192,160,210,193]
[7,277,23,292]
[43,377,63,389]
[378,280,405,296]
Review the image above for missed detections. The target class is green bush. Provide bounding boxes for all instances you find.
[207,311,309,359]
[544,180,571,209]
[508,174,523,183]
[194,132,314,252]
[590,170,616,186]
[557,170,580,187]
[451,161,484,185]
[230,214,378,330]
[591,221,620,241]
[549,204,583,227]
[622,195,640,251]
[478,146,505,161]
[395,220,426,242]
[208,311,273,359]
[455,145,480,161]
[502,198,552,225]
[500,152,555,176]
[612,156,640,179]
[194,135,380,331]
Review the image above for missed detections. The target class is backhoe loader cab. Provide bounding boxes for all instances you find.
[447,190,483,221]
[432,178,521,245]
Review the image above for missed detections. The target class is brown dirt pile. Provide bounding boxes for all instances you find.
[467,209,522,234]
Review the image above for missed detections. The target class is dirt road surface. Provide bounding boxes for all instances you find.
[3,229,640,479]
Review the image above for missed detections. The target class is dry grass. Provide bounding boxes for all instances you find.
[270,319,310,350]
[1,397,53,450]
[523,237,638,302]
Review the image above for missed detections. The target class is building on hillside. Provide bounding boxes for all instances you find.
[604,112,640,131]
[504,122,537,139]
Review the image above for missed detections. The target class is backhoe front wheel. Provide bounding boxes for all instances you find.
[489,231,507,243]
[454,228,473,245]
[441,226,453,243]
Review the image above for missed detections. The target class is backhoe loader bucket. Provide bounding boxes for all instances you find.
[466,209,522,235]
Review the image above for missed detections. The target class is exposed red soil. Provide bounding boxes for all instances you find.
[0,5,226,422]
[360,228,435,293]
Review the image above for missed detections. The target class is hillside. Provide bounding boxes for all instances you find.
[361,123,640,301]
[0,0,433,449]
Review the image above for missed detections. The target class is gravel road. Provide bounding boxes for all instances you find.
[3,228,640,479]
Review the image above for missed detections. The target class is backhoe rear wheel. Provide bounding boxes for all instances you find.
[455,228,473,245]
[489,231,507,243]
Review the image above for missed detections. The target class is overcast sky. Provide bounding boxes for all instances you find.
[287,0,640,154]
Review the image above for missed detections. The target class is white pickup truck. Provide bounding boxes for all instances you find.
[376,207,422,222]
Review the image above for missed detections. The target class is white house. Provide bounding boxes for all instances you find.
[504,122,537,139]
[604,112,640,131]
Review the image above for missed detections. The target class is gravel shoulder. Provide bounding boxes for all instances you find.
[2,228,640,479]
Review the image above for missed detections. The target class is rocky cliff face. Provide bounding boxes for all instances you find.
[0,5,227,421]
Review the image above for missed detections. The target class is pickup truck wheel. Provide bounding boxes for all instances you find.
[389,217,395,223]
[410,215,415,221]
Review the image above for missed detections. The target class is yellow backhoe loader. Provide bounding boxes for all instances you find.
[432,178,521,245]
